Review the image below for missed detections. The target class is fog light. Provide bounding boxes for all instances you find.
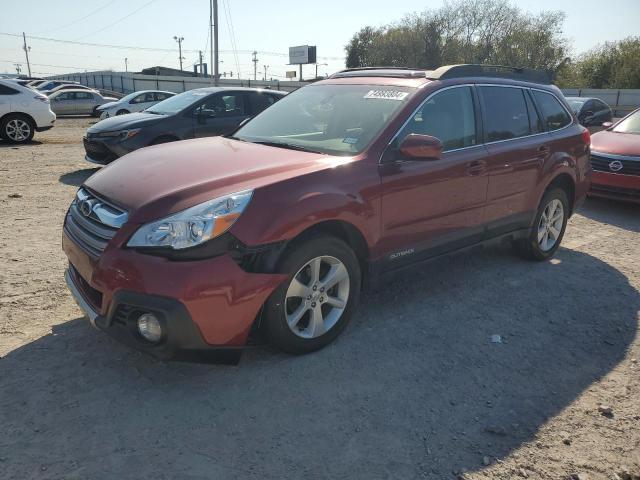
[137,313,162,343]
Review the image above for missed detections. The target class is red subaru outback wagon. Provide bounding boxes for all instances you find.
[63,65,591,361]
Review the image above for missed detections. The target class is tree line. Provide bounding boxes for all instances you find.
[344,0,640,89]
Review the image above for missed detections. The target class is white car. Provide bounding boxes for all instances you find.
[0,79,55,143]
[97,90,175,119]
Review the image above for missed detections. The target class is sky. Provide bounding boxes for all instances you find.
[1,0,639,79]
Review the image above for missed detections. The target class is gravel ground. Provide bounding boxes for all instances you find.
[0,118,638,480]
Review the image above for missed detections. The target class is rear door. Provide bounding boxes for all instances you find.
[479,85,548,234]
[378,85,489,268]
[77,92,97,114]
[192,91,250,138]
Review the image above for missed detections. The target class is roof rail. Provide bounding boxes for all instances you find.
[426,64,551,84]
[329,64,552,84]
[330,67,427,79]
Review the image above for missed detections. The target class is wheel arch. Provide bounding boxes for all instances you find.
[0,111,36,128]
[544,172,576,214]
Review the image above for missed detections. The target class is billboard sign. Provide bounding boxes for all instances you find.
[286,70,297,78]
[289,45,317,65]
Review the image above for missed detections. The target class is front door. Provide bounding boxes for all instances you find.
[379,85,489,270]
[192,92,250,138]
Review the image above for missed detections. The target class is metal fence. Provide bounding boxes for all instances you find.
[50,71,640,117]
[51,71,307,95]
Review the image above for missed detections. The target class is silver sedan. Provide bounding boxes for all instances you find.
[48,89,119,116]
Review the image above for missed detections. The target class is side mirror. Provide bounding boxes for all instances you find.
[399,134,443,160]
[601,121,613,129]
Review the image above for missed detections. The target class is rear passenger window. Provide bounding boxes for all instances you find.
[480,86,530,142]
[249,93,276,114]
[397,86,477,152]
[0,84,19,95]
[532,90,572,131]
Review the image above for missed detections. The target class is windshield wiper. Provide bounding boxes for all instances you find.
[251,140,324,154]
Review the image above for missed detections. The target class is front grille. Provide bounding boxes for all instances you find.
[591,153,640,176]
[83,137,115,163]
[63,188,128,257]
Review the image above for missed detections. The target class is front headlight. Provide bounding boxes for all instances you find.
[95,129,140,141]
[127,190,253,250]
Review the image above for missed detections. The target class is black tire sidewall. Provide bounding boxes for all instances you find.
[116,109,129,116]
[527,188,569,260]
[1,114,35,144]
[264,236,361,354]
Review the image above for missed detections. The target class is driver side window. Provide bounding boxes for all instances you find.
[395,86,477,152]
[195,93,245,117]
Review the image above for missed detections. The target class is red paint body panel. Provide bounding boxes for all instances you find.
[591,129,640,156]
[63,228,286,346]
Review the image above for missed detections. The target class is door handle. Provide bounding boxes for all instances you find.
[537,145,550,156]
[467,159,486,176]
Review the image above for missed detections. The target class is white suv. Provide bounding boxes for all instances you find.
[0,79,56,143]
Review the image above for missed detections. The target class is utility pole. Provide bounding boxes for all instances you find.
[22,32,31,77]
[124,57,128,72]
[213,0,219,86]
[14,64,22,75]
[173,36,184,71]
[263,65,269,81]
[252,51,258,81]
[198,50,204,76]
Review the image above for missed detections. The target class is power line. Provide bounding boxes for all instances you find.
[38,0,119,35]
[222,0,241,78]
[73,0,159,41]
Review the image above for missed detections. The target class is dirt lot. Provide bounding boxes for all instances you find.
[0,118,638,480]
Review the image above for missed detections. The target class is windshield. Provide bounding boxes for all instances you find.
[566,99,585,113]
[233,84,415,155]
[612,110,640,134]
[146,89,210,115]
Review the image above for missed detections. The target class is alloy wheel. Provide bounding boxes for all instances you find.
[285,255,350,339]
[537,199,564,252]
[6,119,31,142]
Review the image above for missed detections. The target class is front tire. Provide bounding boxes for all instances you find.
[1,114,35,144]
[264,236,361,354]
[115,109,129,116]
[515,187,569,261]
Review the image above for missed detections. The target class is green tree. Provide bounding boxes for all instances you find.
[344,0,568,74]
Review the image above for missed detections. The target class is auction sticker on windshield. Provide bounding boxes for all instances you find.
[364,90,409,101]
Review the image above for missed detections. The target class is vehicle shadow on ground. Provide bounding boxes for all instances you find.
[59,167,100,186]
[0,140,43,148]
[579,197,639,233]
[1,247,638,479]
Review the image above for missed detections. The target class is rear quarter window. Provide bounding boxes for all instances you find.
[0,84,19,95]
[532,90,572,131]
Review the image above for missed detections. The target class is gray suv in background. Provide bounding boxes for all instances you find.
[83,87,287,164]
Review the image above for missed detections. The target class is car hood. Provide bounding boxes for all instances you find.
[84,137,349,223]
[591,130,640,156]
[88,112,166,132]
[97,101,120,110]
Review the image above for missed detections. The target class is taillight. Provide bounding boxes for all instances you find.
[581,127,591,146]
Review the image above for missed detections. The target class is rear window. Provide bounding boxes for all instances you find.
[480,86,531,142]
[532,90,572,131]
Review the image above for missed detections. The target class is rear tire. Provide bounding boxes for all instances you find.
[514,187,569,261]
[115,109,129,116]
[0,114,35,144]
[263,236,361,354]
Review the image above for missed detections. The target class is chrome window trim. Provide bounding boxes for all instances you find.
[381,83,576,163]
[591,151,640,162]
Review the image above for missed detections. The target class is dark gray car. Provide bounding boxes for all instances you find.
[565,96,613,127]
[83,87,287,164]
